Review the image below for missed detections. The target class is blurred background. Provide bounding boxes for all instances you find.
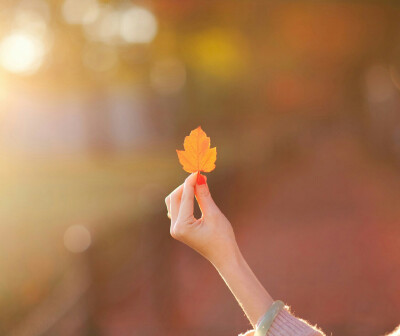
[0,0,400,335]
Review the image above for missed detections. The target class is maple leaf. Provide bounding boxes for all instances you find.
[176,126,217,175]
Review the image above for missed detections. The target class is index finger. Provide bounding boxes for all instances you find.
[177,173,197,221]
[165,184,183,217]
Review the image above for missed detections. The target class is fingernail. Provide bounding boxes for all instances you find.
[197,173,206,185]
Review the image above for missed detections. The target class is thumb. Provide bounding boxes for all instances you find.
[195,173,218,214]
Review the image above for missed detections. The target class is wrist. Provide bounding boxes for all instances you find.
[210,243,244,273]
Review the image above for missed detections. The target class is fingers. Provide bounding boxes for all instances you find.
[165,173,218,219]
[177,173,197,222]
[166,172,217,242]
[170,184,184,225]
[195,173,218,214]
[168,184,184,231]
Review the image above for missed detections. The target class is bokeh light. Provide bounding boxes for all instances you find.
[120,6,158,44]
[63,225,91,253]
[83,6,122,44]
[82,5,158,45]
[62,0,99,25]
[188,28,246,81]
[15,10,48,37]
[0,31,45,74]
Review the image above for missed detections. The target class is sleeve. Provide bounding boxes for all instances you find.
[266,308,325,336]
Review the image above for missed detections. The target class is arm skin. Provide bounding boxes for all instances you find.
[165,173,273,328]
[212,245,273,328]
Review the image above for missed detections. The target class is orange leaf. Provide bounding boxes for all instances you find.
[176,126,217,173]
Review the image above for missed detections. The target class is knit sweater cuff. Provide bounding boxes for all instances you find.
[267,309,323,336]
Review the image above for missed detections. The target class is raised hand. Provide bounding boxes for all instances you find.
[165,172,237,268]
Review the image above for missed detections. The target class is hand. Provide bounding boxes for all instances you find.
[166,173,273,327]
[165,172,238,267]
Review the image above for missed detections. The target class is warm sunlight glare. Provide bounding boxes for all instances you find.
[0,32,45,74]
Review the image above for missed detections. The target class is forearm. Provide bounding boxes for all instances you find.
[166,176,325,335]
[211,245,273,328]
[214,251,325,336]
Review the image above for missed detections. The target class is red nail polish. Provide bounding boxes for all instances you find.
[197,173,206,185]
